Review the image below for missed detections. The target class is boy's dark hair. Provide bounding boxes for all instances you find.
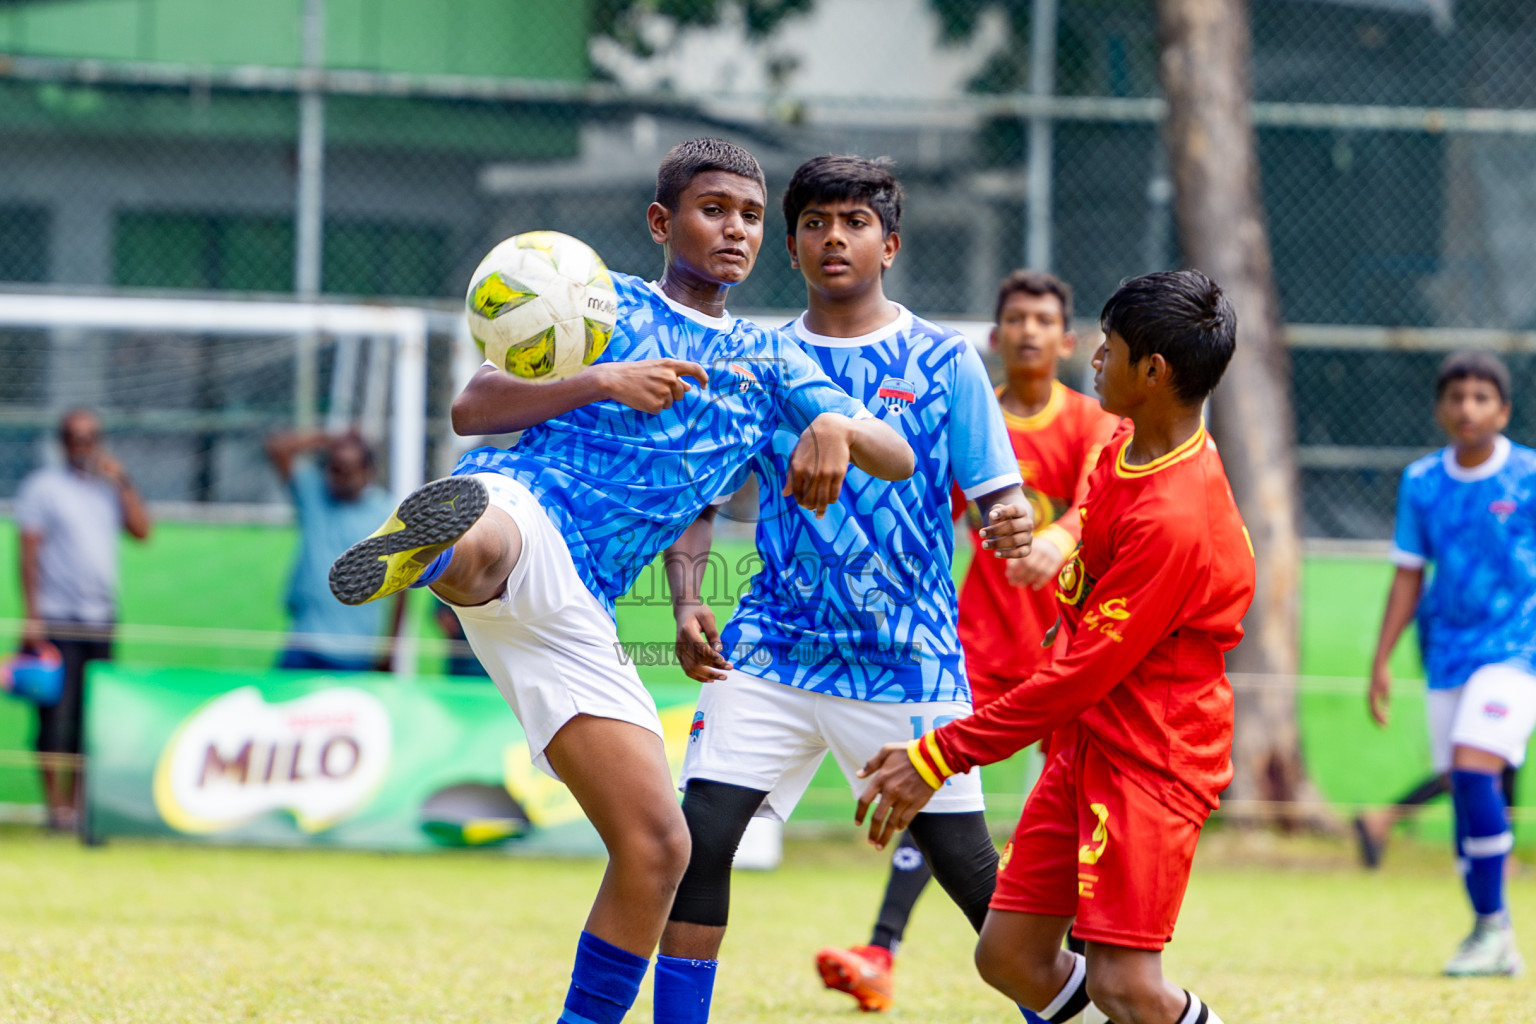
[1436,350,1511,405]
[995,269,1073,325]
[781,155,904,237]
[654,138,766,212]
[1099,270,1237,404]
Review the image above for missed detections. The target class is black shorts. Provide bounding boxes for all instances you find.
[35,621,114,757]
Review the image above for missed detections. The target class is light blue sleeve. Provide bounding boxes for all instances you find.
[948,342,1023,499]
[1390,467,1430,569]
[289,462,328,533]
[769,332,869,435]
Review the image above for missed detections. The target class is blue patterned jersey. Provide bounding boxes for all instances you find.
[454,272,868,616]
[1391,436,1536,689]
[719,307,1021,704]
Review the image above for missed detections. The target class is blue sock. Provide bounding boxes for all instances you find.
[653,954,717,1024]
[1020,1008,1049,1022]
[1453,780,1469,874]
[1452,769,1512,918]
[559,931,649,1024]
[408,545,454,588]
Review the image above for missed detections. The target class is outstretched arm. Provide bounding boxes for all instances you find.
[451,360,709,435]
[784,414,914,518]
[847,416,916,481]
[856,517,1200,846]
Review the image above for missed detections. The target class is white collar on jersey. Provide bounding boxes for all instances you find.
[791,305,913,347]
[1442,434,1511,483]
[647,281,735,331]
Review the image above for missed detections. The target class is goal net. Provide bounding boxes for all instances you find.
[0,293,477,517]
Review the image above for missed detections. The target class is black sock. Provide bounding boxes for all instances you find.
[1395,773,1449,808]
[869,830,932,950]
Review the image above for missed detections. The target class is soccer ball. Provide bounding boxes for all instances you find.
[465,231,619,382]
[0,643,63,706]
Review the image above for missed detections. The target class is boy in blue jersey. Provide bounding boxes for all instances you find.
[328,138,915,1024]
[653,155,1036,1023]
[1370,350,1536,977]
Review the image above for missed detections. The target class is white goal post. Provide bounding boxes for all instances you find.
[0,292,465,677]
[0,293,437,503]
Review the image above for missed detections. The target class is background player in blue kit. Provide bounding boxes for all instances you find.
[654,156,1036,1022]
[328,138,914,1024]
[1369,350,1536,977]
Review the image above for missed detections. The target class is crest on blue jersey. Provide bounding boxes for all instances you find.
[728,361,761,394]
[877,376,916,416]
[711,357,768,395]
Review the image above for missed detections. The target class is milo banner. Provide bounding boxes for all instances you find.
[85,665,702,854]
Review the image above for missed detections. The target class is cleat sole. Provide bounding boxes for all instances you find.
[329,476,488,605]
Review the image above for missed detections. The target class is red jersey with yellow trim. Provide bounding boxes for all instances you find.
[927,424,1255,821]
[959,381,1121,705]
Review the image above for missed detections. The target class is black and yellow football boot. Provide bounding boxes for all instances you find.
[328,476,489,605]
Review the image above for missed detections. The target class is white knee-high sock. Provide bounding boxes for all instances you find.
[1038,952,1090,1022]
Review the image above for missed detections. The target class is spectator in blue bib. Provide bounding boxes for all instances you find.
[265,430,403,672]
[16,408,151,832]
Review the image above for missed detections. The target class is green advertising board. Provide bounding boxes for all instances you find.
[86,664,703,854]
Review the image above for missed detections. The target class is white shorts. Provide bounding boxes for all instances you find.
[680,668,984,822]
[1425,662,1536,772]
[447,473,662,779]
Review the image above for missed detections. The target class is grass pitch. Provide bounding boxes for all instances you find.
[1,828,1533,1023]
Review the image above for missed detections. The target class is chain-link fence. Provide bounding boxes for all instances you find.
[0,296,471,511]
[1,0,1534,535]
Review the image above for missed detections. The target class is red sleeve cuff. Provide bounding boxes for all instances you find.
[924,726,972,780]
[908,732,962,788]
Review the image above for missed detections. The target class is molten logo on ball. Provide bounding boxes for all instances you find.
[466,230,619,382]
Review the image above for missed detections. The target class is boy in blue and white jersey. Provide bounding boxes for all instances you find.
[654,156,1037,1023]
[329,138,915,1024]
[1370,350,1536,977]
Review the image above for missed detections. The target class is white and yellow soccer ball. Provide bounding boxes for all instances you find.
[465,231,619,381]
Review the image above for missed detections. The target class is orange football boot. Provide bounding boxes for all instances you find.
[815,943,894,1012]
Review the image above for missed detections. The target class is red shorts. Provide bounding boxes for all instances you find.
[990,729,1205,950]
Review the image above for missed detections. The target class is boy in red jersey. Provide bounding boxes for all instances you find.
[815,270,1118,1012]
[964,271,1123,706]
[857,270,1254,1024]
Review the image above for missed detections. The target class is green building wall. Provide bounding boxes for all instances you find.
[0,0,591,81]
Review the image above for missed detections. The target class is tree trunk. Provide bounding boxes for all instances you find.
[1156,0,1313,825]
